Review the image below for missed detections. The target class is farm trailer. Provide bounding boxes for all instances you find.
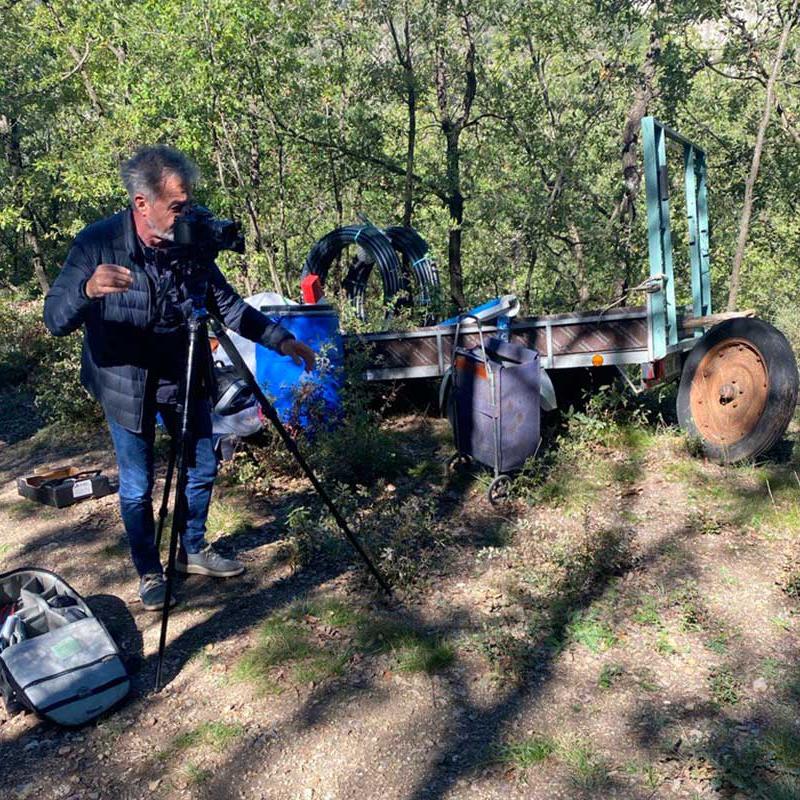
[343,117,799,463]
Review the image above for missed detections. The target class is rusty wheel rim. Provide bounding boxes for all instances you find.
[689,338,769,447]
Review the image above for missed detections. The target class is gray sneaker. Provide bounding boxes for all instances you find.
[139,573,177,611]
[176,545,244,578]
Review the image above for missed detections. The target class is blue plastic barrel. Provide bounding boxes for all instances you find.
[255,304,343,430]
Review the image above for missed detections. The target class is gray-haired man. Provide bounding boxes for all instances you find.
[44,146,315,610]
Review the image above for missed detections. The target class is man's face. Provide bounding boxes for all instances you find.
[134,171,190,245]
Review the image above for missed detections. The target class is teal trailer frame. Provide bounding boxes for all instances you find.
[641,116,712,361]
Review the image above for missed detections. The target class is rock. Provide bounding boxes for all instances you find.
[753,677,768,693]
[57,746,72,755]
[23,740,39,752]
[148,779,161,791]
[15,782,35,799]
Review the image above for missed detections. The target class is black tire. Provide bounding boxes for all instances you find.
[677,317,798,463]
[488,475,512,506]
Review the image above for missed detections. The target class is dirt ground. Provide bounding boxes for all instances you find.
[1,388,799,800]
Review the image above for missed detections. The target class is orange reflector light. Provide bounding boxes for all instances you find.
[592,354,604,367]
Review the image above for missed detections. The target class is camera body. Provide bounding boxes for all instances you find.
[172,205,245,260]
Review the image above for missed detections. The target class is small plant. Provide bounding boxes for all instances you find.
[654,631,678,656]
[779,568,800,599]
[234,615,313,692]
[560,737,612,792]
[357,619,455,674]
[159,722,244,761]
[634,667,659,692]
[766,723,800,770]
[706,632,729,655]
[395,637,455,674]
[598,662,624,689]
[708,667,740,705]
[183,763,212,786]
[565,609,617,653]
[687,508,723,536]
[633,594,662,627]
[495,734,556,768]
[671,584,708,633]
[205,498,253,541]
[292,651,351,684]
[685,434,705,458]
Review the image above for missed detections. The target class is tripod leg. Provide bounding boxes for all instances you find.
[208,317,392,596]
[155,312,205,692]
[154,436,178,554]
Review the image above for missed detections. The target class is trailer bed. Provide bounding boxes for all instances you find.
[342,305,692,381]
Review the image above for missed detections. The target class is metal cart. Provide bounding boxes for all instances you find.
[448,315,541,504]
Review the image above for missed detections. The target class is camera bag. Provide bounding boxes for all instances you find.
[0,568,130,726]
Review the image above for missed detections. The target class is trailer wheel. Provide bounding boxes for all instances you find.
[677,318,798,463]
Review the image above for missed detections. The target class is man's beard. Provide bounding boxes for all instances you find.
[146,216,174,243]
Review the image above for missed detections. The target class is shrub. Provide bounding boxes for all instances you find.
[305,345,409,486]
[31,331,101,426]
[0,296,101,427]
[0,299,49,389]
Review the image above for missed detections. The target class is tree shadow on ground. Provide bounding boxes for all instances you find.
[0,419,112,486]
[6,412,787,798]
[0,390,44,447]
[189,506,656,799]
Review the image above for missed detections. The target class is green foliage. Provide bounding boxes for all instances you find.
[495,735,557,768]
[597,662,624,689]
[31,331,101,426]
[205,498,254,541]
[234,598,455,694]
[158,722,244,761]
[0,298,100,426]
[708,667,741,706]
[308,349,409,487]
[560,737,613,792]
[0,301,48,388]
[2,0,798,325]
[564,609,617,653]
[356,619,455,673]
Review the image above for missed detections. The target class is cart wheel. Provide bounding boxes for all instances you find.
[488,475,512,506]
[447,454,471,474]
[677,318,798,463]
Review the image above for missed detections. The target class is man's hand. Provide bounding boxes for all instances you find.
[279,339,316,372]
[85,264,133,299]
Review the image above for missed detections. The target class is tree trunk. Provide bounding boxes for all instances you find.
[387,11,417,228]
[277,138,290,288]
[728,0,799,310]
[444,126,466,308]
[570,222,589,305]
[433,2,476,310]
[613,27,662,224]
[403,62,417,228]
[25,225,50,294]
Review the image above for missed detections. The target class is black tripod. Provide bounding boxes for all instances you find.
[152,268,391,692]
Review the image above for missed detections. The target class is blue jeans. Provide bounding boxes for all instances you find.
[108,400,217,577]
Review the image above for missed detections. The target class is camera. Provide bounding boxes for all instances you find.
[172,205,245,260]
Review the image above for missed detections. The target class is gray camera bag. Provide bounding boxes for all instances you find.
[0,568,130,726]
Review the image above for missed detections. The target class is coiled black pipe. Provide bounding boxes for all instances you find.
[341,226,440,319]
[301,225,402,319]
[384,226,440,307]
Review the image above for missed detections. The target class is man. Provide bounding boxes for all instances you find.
[44,146,315,611]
